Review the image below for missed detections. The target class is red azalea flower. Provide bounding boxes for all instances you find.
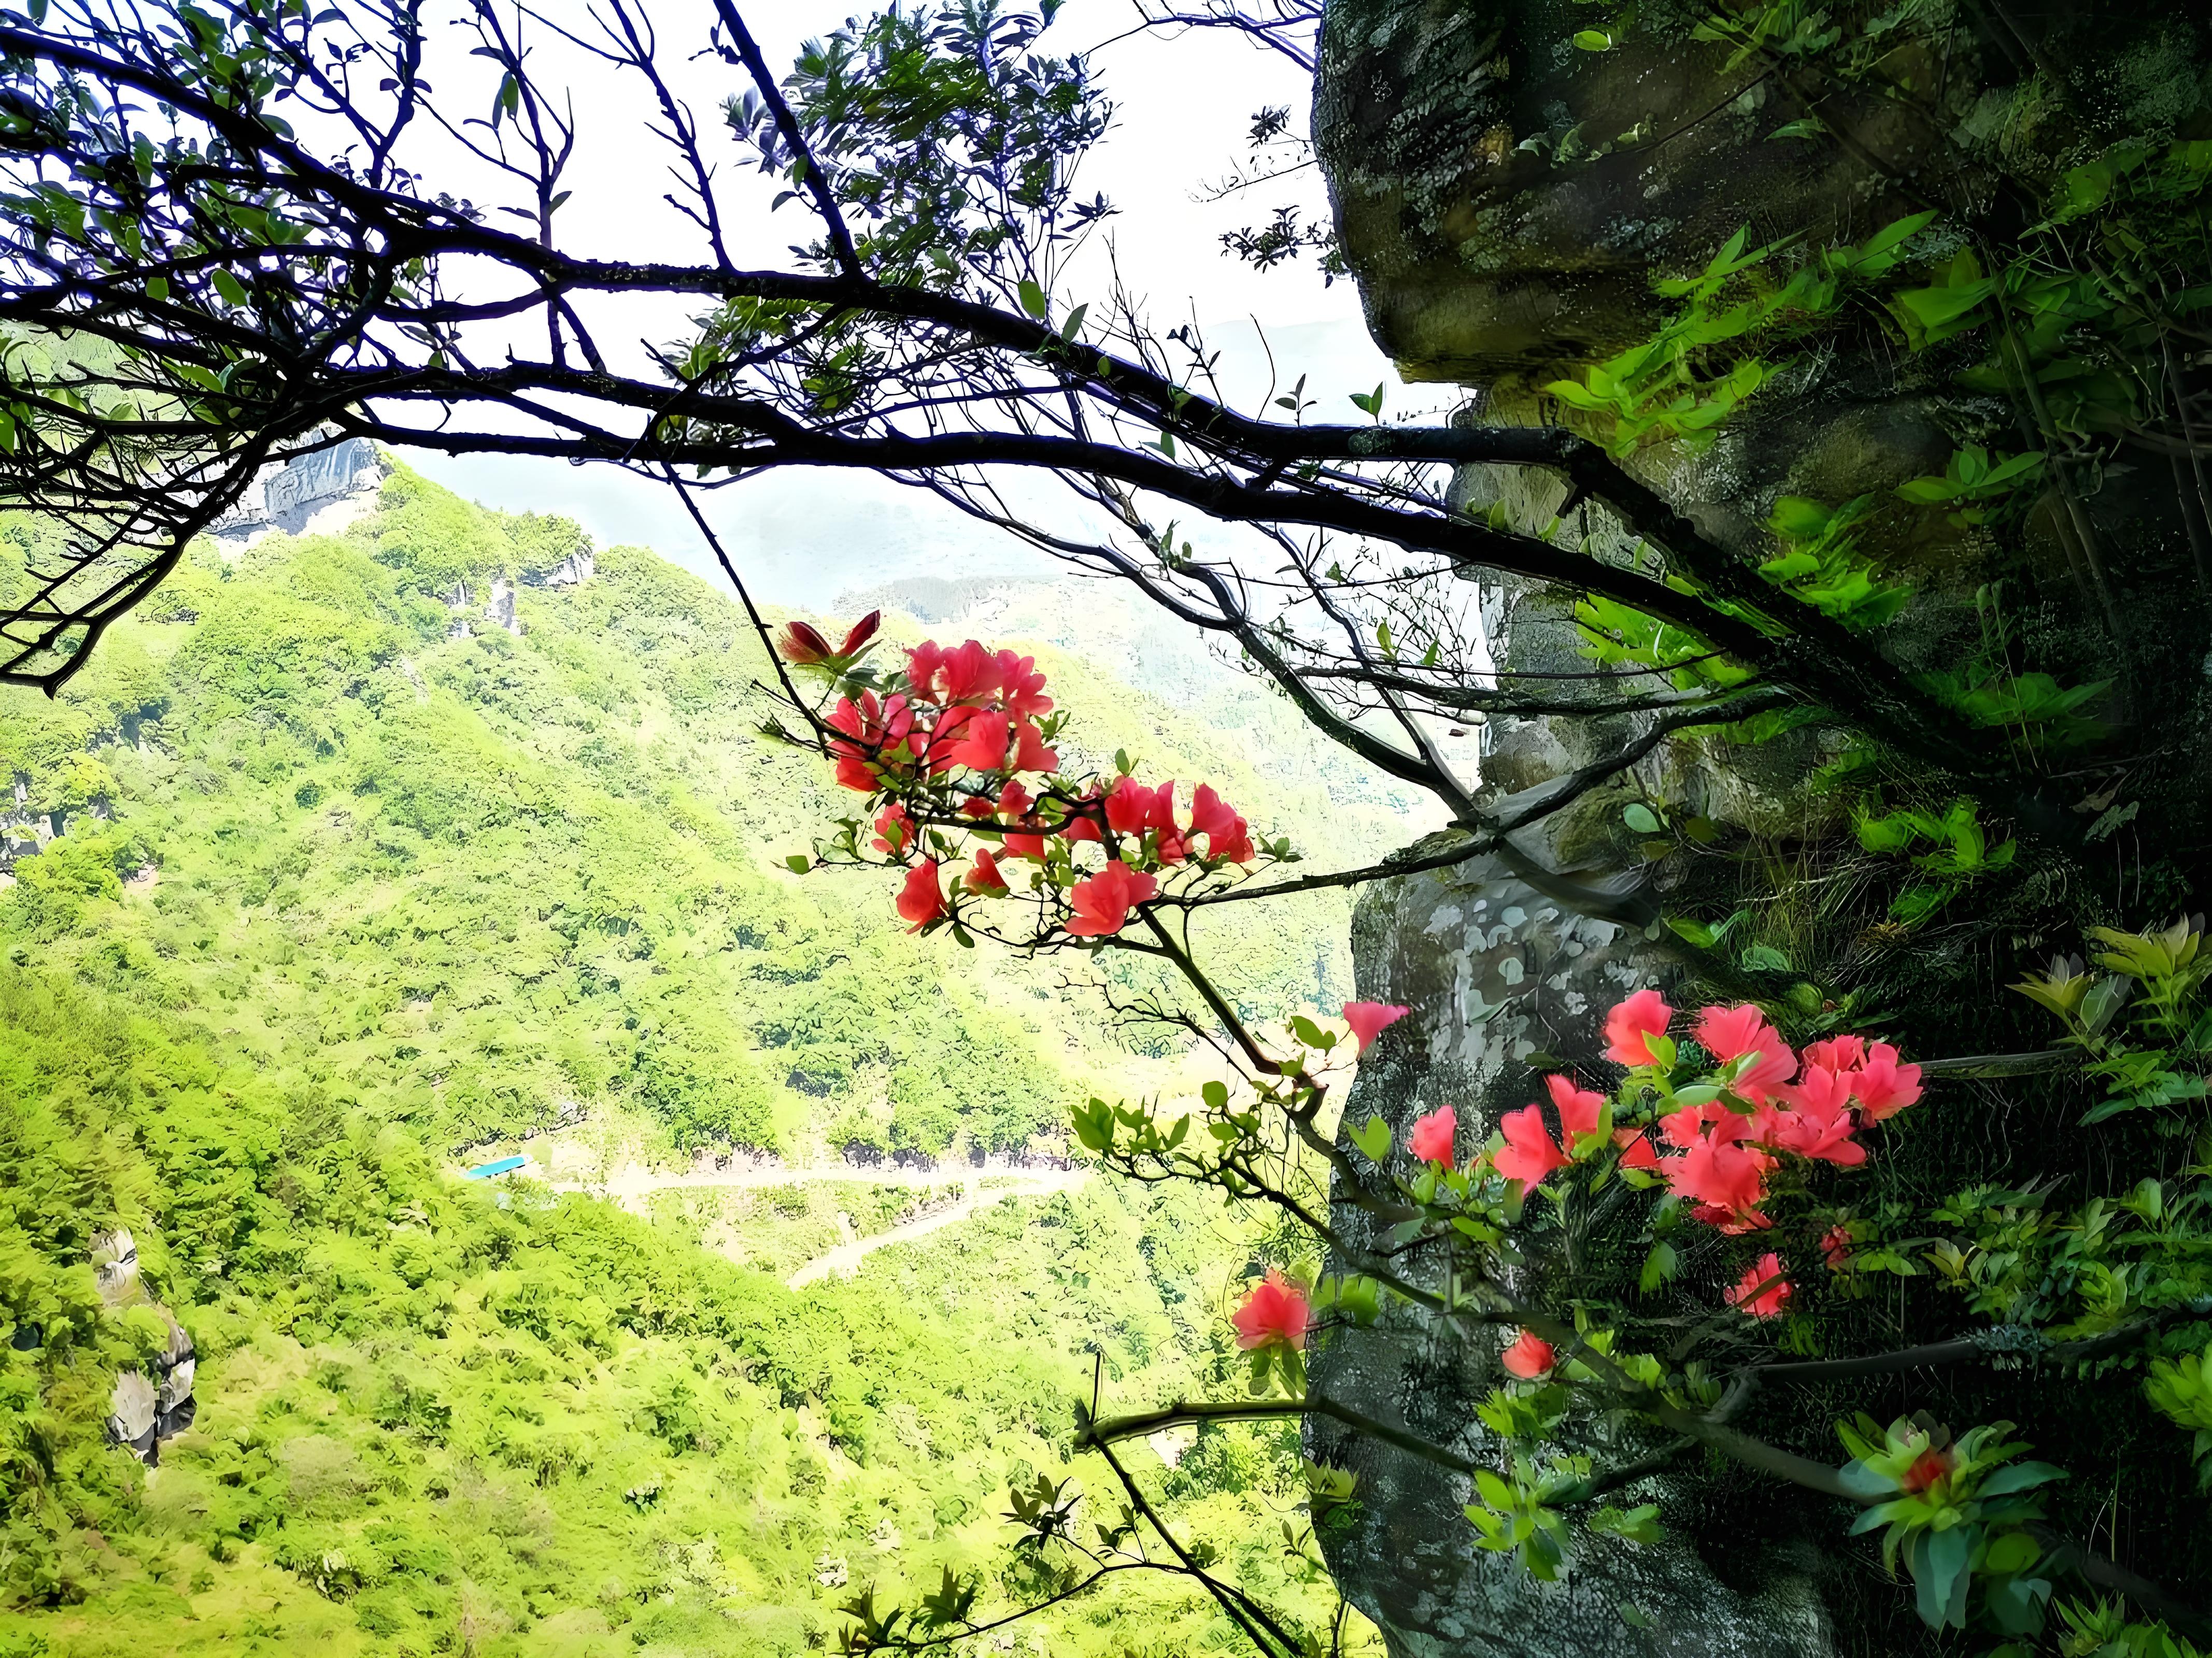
[1104,776,1157,835]
[1694,1202,1774,1234]
[1011,720,1058,775]
[1343,1001,1410,1053]
[1780,1062,1856,1125]
[1500,1330,1556,1380]
[1765,1108,1866,1166]
[1801,1034,1867,1074]
[833,753,878,793]
[1188,783,1252,862]
[994,649,1053,719]
[1665,1124,1772,1219]
[1693,1003,1768,1062]
[1853,1044,1923,1122]
[1734,1045,1799,1103]
[1231,1270,1309,1351]
[1493,1105,1569,1187]
[906,639,945,691]
[1658,1100,1722,1149]
[1408,1105,1456,1169]
[964,848,1011,897]
[896,861,947,932]
[1820,1225,1854,1270]
[1544,1074,1605,1144]
[946,709,1011,771]
[787,610,882,666]
[871,803,912,855]
[1066,861,1159,937]
[1613,1127,1662,1170]
[933,638,997,703]
[827,690,914,756]
[1725,1253,1793,1318]
[998,778,1034,820]
[1696,1005,1798,1102]
[837,610,882,656]
[1604,988,1676,1067]
[1144,781,1187,863]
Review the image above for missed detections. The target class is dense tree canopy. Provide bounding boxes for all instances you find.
[5,1,2212,1654]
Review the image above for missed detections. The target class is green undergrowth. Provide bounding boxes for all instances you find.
[0,964,1325,1656]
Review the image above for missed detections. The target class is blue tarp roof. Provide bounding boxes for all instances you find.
[463,1155,527,1180]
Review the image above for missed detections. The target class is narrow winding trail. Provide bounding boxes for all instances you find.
[537,1157,1088,1289]
[782,1171,1086,1289]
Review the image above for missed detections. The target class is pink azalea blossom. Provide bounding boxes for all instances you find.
[1694,1004,1797,1102]
[1011,720,1058,775]
[1066,861,1159,937]
[1343,1002,1411,1053]
[1604,988,1676,1067]
[1613,1128,1662,1171]
[1663,1119,1772,1219]
[1493,1105,1570,1188]
[896,862,946,932]
[1765,1108,1866,1166]
[1801,1034,1867,1074]
[994,649,1053,718]
[1853,1044,1923,1122]
[1544,1074,1605,1144]
[1782,1061,1857,1126]
[1694,1003,1768,1062]
[1232,1270,1310,1351]
[1725,1253,1793,1318]
[946,708,1011,771]
[1408,1105,1456,1169]
[1500,1330,1556,1380]
[1104,775,1159,835]
[871,803,913,856]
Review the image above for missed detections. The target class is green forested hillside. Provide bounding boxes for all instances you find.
[0,965,1324,1656]
[0,462,1381,1159]
[0,467,1384,1655]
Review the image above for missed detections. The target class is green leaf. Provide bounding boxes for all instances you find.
[1017,278,1048,319]
[210,268,249,307]
[1622,803,1662,835]
[1638,1241,1678,1292]
[1572,28,1613,49]
[1201,1079,1230,1111]
[784,854,812,874]
[1977,1462,2067,1498]
[1350,1115,1393,1163]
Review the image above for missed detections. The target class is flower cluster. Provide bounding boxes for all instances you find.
[1388,989,1923,1321]
[781,624,1264,941]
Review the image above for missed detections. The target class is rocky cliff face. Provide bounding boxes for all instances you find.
[1305,2,2212,1652]
[1311,841,1843,1656]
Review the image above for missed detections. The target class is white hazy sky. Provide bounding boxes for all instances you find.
[395,0,1401,609]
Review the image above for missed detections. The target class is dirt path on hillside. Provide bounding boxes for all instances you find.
[537,1157,1088,1289]
[782,1170,1086,1289]
[546,1157,1074,1207]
